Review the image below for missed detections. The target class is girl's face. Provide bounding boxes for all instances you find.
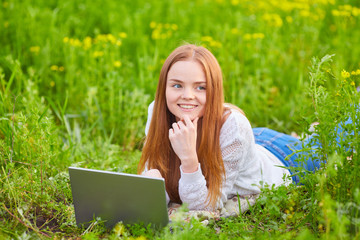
[166,60,207,121]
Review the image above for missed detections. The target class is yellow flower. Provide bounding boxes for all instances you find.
[50,65,59,71]
[113,222,126,236]
[356,69,360,75]
[59,66,65,72]
[210,40,222,48]
[93,51,104,58]
[116,40,122,46]
[150,21,157,29]
[107,34,116,44]
[353,7,360,16]
[119,32,128,38]
[95,34,108,43]
[332,10,340,16]
[171,24,178,31]
[243,33,252,40]
[300,10,310,17]
[286,16,293,23]
[263,13,283,27]
[201,36,213,42]
[252,33,265,39]
[69,38,82,47]
[50,81,55,87]
[30,46,40,54]
[114,61,122,68]
[350,81,355,86]
[231,28,239,35]
[231,0,239,5]
[341,5,352,11]
[341,70,350,78]
[63,37,69,43]
[83,36,92,50]
[152,29,161,39]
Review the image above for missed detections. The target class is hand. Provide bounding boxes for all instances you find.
[169,115,199,173]
[142,169,163,179]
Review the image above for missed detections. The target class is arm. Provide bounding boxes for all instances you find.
[179,110,261,210]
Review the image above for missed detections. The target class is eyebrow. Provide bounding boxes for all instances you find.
[167,79,206,84]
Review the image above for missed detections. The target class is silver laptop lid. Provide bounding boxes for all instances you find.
[68,167,169,228]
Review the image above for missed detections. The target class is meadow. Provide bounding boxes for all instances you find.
[1,0,360,239]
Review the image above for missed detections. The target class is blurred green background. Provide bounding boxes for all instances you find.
[1,0,359,149]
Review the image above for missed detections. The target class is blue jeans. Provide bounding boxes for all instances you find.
[253,128,318,184]
[253,116,356,184]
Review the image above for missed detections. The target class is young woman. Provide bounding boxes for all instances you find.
[137,44,320,211]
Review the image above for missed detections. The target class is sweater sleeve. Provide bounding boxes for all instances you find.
[219,111,262,200]
[178,164,210,210]
[178,110,262,211]
[145,101,155,136]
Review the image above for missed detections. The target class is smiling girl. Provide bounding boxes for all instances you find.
[138,44,317,210]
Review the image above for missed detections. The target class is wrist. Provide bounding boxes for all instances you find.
[180,159,199,173]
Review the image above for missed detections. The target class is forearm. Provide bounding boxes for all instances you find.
[178,164,220,211]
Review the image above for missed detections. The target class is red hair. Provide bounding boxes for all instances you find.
[138,44,225,208]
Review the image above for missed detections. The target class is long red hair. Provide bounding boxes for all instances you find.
[138,44,225,208]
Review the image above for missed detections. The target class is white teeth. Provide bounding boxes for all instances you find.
[179,105,196,109]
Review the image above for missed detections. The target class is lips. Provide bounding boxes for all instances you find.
[178,104,197,109]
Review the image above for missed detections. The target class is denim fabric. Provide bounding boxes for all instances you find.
[252,108,358,184]
[253,114,357,184]
[253,128,321,184]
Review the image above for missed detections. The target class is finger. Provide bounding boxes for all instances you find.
[177,120,186,129]
[169,128,174,136]
[183,115,192,127]
[172,122,180,133]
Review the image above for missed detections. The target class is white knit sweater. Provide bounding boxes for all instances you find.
[145,101,291,210]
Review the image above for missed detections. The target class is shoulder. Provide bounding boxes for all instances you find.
[222,106,252,132]
[220,106,253,145]
[148,100,155,113]
[145,101,155,135]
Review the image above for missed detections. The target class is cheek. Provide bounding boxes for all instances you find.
[198,94,206,116]
[200,93,207,106]
[165,88,175,107]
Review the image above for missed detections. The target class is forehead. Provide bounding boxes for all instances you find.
[167,60,206,81]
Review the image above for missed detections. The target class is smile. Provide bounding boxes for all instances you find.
[178,104,197,109]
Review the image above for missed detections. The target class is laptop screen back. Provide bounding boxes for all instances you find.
[69,167,169,228]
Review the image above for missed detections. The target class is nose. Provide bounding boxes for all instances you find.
[182,88,194,99]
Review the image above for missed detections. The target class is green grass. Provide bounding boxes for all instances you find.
[1,0,360,239]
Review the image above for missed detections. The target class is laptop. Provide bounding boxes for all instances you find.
[68,167,169,228]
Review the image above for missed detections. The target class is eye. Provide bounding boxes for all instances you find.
[173,84,182,89]
[196,85,206,91]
